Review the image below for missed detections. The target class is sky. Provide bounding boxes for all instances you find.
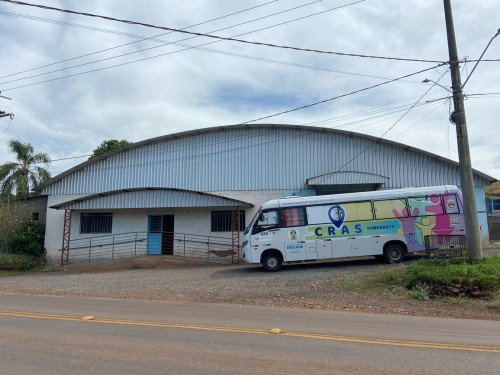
[0,0,499,181]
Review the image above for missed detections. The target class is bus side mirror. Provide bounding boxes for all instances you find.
[258,212,264,221]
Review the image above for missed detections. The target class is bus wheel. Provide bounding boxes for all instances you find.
[384,243,406,264]
[262,253,282,272]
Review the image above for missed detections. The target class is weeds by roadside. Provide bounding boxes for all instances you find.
[0,252,45,272]
[339,256,500,307]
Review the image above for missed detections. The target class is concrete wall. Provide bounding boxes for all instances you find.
[44,195,85,263]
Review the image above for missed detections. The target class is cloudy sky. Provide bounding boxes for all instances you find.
[0,0,498,180]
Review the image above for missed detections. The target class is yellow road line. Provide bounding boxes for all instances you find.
[1,309,499,353]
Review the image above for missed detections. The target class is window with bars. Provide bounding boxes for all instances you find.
[80,213,113,234]
[211,210,245,232]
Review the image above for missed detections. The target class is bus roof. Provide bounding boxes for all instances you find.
[262,185,461,209]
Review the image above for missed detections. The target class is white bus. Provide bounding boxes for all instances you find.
[242,185,465,271]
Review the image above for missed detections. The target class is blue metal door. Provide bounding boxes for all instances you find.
[147,215,162,255]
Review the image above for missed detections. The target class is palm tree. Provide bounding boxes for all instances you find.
[0,139,51,200]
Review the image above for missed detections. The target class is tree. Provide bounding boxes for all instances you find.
[90,139,130,158]
[0,139,51,200]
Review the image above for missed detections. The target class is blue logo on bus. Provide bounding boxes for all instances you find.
[328,205,345,228]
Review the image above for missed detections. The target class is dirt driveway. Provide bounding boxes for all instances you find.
[1,256,499,321]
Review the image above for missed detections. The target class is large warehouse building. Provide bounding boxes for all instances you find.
[35,124,495,263]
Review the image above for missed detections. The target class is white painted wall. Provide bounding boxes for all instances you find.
[44,195,85,263]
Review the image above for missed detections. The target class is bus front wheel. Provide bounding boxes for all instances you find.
[262,252,282,272]
[383,243,406,264]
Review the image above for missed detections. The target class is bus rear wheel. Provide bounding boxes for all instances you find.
[384,243,406,264]
[262,253,282,272]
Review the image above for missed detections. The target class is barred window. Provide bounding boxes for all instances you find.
[80,213,113,234]
[211,210,246,232]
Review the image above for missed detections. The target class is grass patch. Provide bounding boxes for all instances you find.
[489,297,500,311]
[339,267,407,292]
[0,252,45,272]
[340,257,500,300]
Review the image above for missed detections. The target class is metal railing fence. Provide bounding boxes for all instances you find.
[64,231,238,264]
[424,235,467,258]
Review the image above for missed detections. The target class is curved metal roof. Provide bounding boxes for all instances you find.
[37,124,496,195]
[50,188,253,210]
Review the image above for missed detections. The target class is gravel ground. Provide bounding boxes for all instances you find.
[1,257,499,321]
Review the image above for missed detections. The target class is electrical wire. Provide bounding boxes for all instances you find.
[311,70,449,184]
[35,64,447,174]
[461,28,500,89]
[0,0,281,79]
[2,2,385,91]
[0,0,446,64]
[41,97,447,168]
[0,0,367,86]
[390,102,443,140]
[240,64,444,124]
[0,9,424,85]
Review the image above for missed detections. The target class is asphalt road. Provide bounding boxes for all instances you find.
[1,293,499,375]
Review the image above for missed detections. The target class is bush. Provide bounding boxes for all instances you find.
[9,221,45,257]
[0,252,44,271]
[0,201,30,252]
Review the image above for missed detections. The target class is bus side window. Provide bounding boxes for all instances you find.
[408,195,444,216]
[373,199,408,219]
[253,210,279,234]
[282,207,306,227]
[443,194,460,214]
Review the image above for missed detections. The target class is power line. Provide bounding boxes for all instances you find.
[461,28,500,89]
[2,3,430,92]
[0,8,422,85]
[0,0,325,80]
[0,0,364,86]
[0,0,280,79]
[312,70,448,184]
[0,0,445,64]
[40,96,445,168]
[41,97,448,170]
[240,64,444,124]
[38,69,449,175]
[390,102,443,140]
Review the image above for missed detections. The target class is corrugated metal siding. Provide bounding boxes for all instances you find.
[42,126,492,195]
[54,190,252,210]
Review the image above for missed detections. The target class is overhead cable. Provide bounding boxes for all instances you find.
[0,0,446,63]
[241,64,445,124]
[312,70,449,184]
[0,0,281,78]
[461,28,500,89]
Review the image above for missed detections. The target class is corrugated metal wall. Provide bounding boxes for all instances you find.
[54,189,252,210]
[42,125,491,195]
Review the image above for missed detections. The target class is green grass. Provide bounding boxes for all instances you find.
[489,297,500,311]
[339,267,407,292]
[339,256,500,298]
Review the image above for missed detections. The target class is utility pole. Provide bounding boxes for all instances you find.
[443,0,483,260]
